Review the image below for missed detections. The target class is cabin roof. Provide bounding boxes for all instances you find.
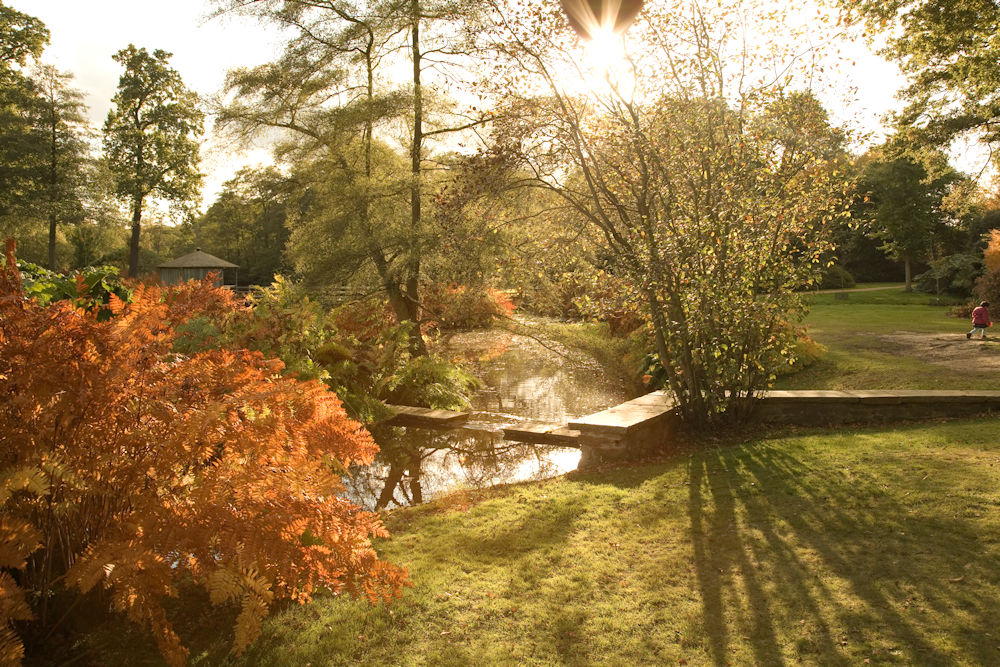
[157,248,238,269]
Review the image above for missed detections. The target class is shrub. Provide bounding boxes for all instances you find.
[0,240,406,665]
[915,252,982,296]
[421,283,515,330]
[0,256,133,320]
[819,264,855,290]
[974,268,1000,311]
[948,302,976,319]
[176,278,478,422]
[773,331,826,376]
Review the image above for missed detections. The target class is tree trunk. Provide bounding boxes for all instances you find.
[47,113,57,270]
[375,462,406,510]
[47,213,57,270]
[904,255,912,292]
[407,0,426,358]
[408,453,423,505]
[128,197,142,278]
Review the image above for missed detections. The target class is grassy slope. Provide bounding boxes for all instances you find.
[83,286,1000,665]
[152,419,1000,667]
[776,287,997,390]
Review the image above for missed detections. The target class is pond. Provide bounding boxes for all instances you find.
[344,322,630,509]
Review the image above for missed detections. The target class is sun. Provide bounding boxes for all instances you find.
[581,24,628,90]
[588,24,625,65]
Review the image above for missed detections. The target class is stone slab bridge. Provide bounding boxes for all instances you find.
[387,390,1000,468]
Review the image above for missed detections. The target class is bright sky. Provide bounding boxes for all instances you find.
[14,0,284,203]
[18,0,975,205]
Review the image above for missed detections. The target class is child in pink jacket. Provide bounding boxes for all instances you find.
[967,301,991,339]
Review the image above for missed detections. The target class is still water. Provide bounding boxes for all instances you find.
[344,324,629,508]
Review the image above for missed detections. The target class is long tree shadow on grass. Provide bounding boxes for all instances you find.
[688,438,1000,666]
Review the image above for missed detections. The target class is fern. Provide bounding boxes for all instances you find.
[1,239,407,664]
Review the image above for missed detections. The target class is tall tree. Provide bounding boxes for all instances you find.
[841,0,1000,158]
[476,0,849,424]
[0,2,47,68]
[34,65,89,269]
[0,2,48,223]
[195,166,290,285]
[214,0,482,356]
[854,150,961,290]
[103,45,203,278]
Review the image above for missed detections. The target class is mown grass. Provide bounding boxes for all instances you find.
[772,285,998,391]
[804,287,961,307]
[535,285,989,392]
[86,418,1000,666]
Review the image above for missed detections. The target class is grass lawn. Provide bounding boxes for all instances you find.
[776,290,999,391]
[87,418,1000,666]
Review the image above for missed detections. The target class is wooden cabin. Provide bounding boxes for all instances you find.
[157,248,238,287]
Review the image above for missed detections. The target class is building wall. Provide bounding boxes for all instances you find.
[159,268,226,286]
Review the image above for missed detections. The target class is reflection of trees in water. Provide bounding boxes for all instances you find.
[339,327,623,509]
[343,426,567,509]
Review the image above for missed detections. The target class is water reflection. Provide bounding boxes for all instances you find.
[344,325,629,509]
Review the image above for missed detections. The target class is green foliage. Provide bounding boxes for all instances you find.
[819,264,855,290]
[843,0,1000,154]
[0,3,48,69]
[642,327,826,385]
[103,44,203,277]
[33,65,90,269]
[853,153,956,278]
[193,167,290,286]
[0,3,50,225]
[915,252,982,296]
[1,253,132,318]
[383,354,481,411]
[174,277,478,422]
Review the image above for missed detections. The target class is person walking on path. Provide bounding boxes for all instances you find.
[967,301,992,339]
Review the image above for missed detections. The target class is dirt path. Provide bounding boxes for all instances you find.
[878,332,1000,374]
[813,285,905,294]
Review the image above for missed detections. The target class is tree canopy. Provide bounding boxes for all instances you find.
[842,0,1000,158]
[0,2,49,224]
[103,45,203,277]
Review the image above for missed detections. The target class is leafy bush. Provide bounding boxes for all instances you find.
[0,255,133,320]
[773,331,826,376]
[819,264,855,290]
[948,302,976,319]
[176,278,479,422]
[383,355,482,409]
[915,252,982,296]
[421,283,515,330]
[0,241,406,665]
[640,325,821,388]
[974,268,1000,312]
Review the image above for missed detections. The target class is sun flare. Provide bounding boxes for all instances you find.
[585,24,626,71]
